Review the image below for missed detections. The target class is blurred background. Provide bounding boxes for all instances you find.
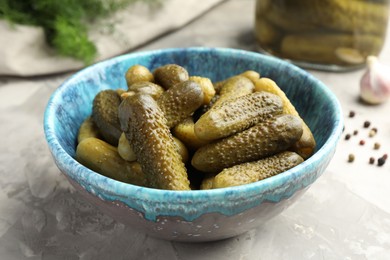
[1,0,390,259]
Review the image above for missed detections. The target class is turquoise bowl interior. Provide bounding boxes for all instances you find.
[44,47,343,242]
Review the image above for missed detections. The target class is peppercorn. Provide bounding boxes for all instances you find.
[359,140,365,145]
[348,154,355,163]
[383,154,388,160]
[369,157,375,164]
[363,121,371,128]
[349,111,356,118]
[353,130,358,135]
[378,157,386,166]
[369,129,376,137]
[374,142,381,150]
[345,134,351,140]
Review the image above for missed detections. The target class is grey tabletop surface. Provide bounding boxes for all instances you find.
[1,0,390,259]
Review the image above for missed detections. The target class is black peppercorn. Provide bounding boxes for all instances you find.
[378,157,386,166]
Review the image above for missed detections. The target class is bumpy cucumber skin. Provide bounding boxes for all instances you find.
[213,76,254,106]
[254,77,316,159]
[76,137,147,186]
[194,91,283,142]
[153,64,189,89]
[157,80,204,128]
[119,94,190,190]
[212,151,304,189]
[92,89,122,146]
[192,114,303,173]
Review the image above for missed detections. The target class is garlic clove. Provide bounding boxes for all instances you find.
[360,56,390,105]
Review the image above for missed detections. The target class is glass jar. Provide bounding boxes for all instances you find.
[254,0,390,71]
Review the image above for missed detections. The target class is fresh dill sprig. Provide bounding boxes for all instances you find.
[0,0,152,64]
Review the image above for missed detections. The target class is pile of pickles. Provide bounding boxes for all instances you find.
[75,64,316,190]
[255,0,389,68]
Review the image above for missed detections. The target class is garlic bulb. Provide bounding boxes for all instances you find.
[360,56,390,104]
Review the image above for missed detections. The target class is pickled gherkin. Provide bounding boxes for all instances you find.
[213,76,254,106]
[195,91,283,142]
[212,151,304,189]
[76,137,148,186]
[118,93,191,190]
[254,77,316,159]
[153,64,189,89]
[157,80,204,128]
[92,89,122,146]
[125,65,154,87]
[192,114,303,173]
[172,117,209,150]
[127,81,164,100]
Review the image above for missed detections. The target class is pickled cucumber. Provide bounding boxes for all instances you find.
[153,64,189,89]
[192,114,303,173]
[173,136,189,164]
[76,137,148,186]
[194,91,283,142]
[125,64,154,87]
[172,117,209,150]
[240,70,261,84]
[77,116,101,143]
[292,0,388,35]
[188,76,216,105]
[157,80,204,128]
[213,72,259,93]
[280,33,384,65]
[254,77,316,159]
[118,132,189,163]
[264,0,316,32]
[127,81,164,100]
[92,89,122,146]
[118,93,190,190]
[254,17,282,46]
[212,151,304,189]
[213,76,254,105]
[200,173,216,190]
[264,0,388,35]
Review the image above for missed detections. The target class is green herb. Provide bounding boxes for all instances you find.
[0,0,152,64]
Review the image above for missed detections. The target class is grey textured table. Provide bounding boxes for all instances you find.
[1,0,390,259]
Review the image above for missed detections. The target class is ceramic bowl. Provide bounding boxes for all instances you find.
[44,47,343,242]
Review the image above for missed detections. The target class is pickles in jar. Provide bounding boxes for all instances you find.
[254,0,389,69]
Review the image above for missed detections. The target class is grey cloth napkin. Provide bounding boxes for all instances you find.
[0,0,224,77]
